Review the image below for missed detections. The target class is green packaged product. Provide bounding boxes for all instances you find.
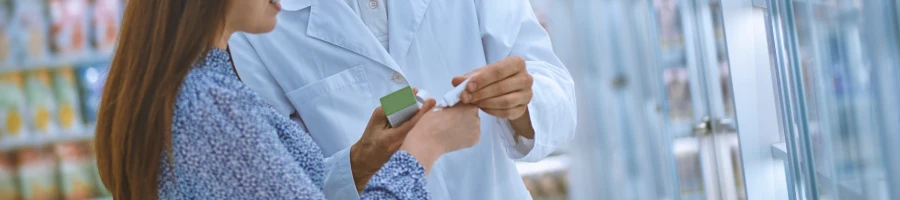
[24,69,59,135]
[52,67,84,132]
[0,72,29,139]
[17,147,60,200]
[56,142,97,199]
[0,151,19,200]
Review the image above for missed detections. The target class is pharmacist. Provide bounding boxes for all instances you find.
[229,0,576,199]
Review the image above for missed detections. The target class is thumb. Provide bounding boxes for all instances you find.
[452,71,479,87]
[368,106,388,128]
[389,98,436,137]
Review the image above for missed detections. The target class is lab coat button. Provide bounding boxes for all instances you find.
[368,0,378,9]
[391,72,406,84]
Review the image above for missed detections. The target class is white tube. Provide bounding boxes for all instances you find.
[439,77,471,107]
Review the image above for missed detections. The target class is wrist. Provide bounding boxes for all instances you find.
[350,143,393,192]
[399,129,444,174]
[509,108,535,139]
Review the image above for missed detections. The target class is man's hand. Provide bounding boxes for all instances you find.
[350,89,436,193]
[452,56,536,139]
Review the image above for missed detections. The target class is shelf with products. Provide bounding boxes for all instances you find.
[0,0,121,199]
[0,0,122,72]
[0,125,94,151]
[0,53,111,74]
[0,137,110,199]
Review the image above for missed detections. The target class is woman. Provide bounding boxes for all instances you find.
[94,0,481,199]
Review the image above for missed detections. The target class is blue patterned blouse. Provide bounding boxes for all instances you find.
[157,48,430,199]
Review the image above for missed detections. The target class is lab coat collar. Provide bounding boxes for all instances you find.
[388,0,432,67]
[306,0,404,72]
[281,0,315,11]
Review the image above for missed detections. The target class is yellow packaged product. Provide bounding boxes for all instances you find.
[0,72,29,139]
[24,69,59,135]
[52,67,83,133]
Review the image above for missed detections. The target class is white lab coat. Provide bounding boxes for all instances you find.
[229,0,576,199]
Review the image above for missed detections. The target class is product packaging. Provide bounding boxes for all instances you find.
[12,0,50,64]
[17,146,60,200]
[0,0,14,67]
[380,86,418,127]
[0,151,19,199]
[74,64,106,125]
[84,140,110,197]
[89,0,119,54]
[24,69,59,135]
[55,141,96,200]
[48,0,89,57]
[0,72,30,140]
[52,67,83,133]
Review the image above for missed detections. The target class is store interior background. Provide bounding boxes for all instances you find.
[1,0,899,199]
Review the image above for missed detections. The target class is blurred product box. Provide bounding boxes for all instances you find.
[24,69,59,135]
[0,151,19,199]
[12,0,50,65]
[84,140,109,197]
[0,0,13,67]
[55,141,97,200]
[74,63,106,125]
[52,67,83,133]
[89,0,119,54]
[17,146,60,200]
[48,0,89,58]
[0,72,30,140]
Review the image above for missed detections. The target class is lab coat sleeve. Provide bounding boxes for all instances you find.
[476,0,577,162]
[229,33,362,200]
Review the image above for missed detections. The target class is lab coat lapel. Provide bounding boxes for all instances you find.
[388,0,431,67]
[306,0,402,72]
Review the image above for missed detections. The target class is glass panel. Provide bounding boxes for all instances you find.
[538,1,680,199]
[538,0,745,199]
[656,0,710,199]
[661,0,745,199]
[767,0,899,199]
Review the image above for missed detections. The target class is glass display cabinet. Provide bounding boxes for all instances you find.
[539,0,745,199]
[763,0,900,199]
[526,0,898,199]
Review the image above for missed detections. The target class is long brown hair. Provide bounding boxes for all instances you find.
[95,0,230,199]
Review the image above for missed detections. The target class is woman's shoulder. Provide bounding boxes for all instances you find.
[172,63,267,126]
[177,68,245,106]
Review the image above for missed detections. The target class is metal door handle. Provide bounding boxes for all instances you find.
[694,117,712,136]
[694,117,738,136]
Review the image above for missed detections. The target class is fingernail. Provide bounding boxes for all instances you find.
[462,93,472,103]
[467,82,477,91]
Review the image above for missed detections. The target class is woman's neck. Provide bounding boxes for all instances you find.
[215,30,234,50]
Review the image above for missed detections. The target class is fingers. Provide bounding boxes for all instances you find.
[419,98,437,113]
[451,76,469,87]
[465,56,526,92]
[413,87,419,95]
[390,98,436,134]
[475,91,532,109]
[451,71,479,86]
[465,73,532,103]
[482,105,528,119]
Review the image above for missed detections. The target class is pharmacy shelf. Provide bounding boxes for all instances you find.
[0,53,112,74]
[516,155,569,177]
[0,125,96,151]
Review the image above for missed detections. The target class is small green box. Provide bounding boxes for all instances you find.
[380,86,419,127]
